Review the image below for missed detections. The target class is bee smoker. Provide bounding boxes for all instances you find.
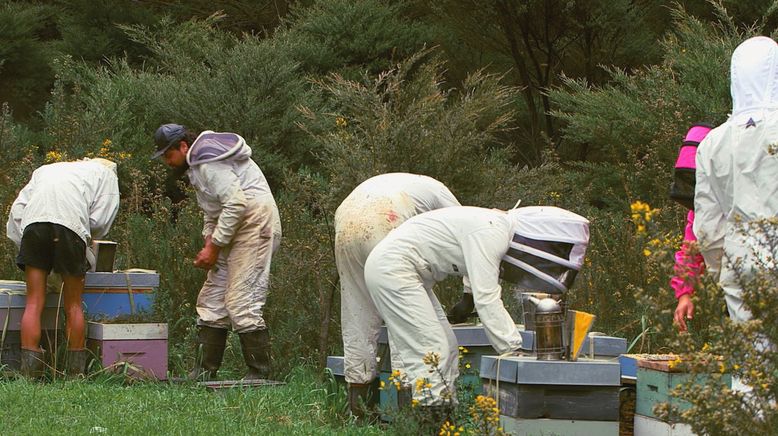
[529,296,565,360]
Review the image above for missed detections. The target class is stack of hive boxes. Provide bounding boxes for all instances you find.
[83,271,168,380]
[479,335,627,436]
[624,354,730,436]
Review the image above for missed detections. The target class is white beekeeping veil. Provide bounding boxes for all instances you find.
[502,206,590,294]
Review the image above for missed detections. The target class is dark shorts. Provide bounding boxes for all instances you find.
[16,222,88,276]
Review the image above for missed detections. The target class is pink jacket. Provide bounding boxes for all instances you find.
[669,124,710,298]
[670,211,705,298]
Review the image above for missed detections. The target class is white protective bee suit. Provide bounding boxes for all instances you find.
[6,159,120,253]
[694,36,778,324]
[187,131,282,333]
[364,206,589,404]
[335,173,460,385]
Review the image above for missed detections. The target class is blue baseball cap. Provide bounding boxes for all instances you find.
[151,123,187,159]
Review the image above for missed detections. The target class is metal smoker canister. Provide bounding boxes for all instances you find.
[533,297,565,360]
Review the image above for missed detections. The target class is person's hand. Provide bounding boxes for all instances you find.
[194,237,220,270]
[447,293,475,324]
[674,294,694,332]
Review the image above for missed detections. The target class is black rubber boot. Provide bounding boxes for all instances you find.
[20,348,46,379]
[190,326,229,381]
[347,378,381,420]
[66,349,88,377]
[238,328,271,380]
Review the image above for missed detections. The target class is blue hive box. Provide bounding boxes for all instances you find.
[83,272,159,318]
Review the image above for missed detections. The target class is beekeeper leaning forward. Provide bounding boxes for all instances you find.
[152,123,282,380]
[334,173,460,417]
[6,158,120,378]
[364,205,589,413]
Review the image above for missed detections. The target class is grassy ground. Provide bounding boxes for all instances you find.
[0,367,390,435]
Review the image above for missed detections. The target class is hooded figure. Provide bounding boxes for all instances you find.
[334,173,460,417]
[364,206,588,408]
[694,36,778,324]
[153,126,281,381]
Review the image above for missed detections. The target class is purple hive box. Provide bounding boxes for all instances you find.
[87,322,168,380]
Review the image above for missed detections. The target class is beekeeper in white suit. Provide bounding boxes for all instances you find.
[335,173,460,417]
[364,205,589,411]
[695,36,778,393]
[7,158,120,378]
[153,123,282,381]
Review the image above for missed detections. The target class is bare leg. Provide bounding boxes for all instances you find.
[21,267,48,351]
[62,274,86,350]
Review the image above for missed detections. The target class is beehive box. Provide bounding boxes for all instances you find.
[87,321,168,380]
[634,414,696,436]
[83,272,159,318]
[0,290,64,331]
[481,355,622,426]
[634,354,731,422]
[500,416,620,436]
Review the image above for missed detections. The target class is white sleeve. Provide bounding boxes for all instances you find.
[693,142,725,278]
[202,216,217,239]
[435,185,461,208]
[201,163,247,247]
[6,176,36,247]
[89,170,120,240]
[461,227,522,353]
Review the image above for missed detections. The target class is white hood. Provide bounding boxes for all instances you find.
[187,131,252,166]
[502,206,590,293]
[730,36,778,123]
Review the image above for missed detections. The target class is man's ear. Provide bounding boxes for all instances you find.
[179,140,189,153]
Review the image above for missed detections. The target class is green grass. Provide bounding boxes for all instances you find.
[0,367,391,435]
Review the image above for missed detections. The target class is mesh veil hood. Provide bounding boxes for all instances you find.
[186,131,252,166]
[730,36,778,121]
[502,206,590,293]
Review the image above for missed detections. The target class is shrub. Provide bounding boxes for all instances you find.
[653,219,778,435]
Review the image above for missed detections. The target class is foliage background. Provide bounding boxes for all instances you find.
[1,1,776,431]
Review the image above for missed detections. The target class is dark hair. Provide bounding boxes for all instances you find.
[182,129,198,146]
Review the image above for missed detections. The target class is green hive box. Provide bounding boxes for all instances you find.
[635,364,731,422]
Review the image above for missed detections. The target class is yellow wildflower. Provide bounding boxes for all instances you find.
[335,117,347,128]
[45,150,63,163]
